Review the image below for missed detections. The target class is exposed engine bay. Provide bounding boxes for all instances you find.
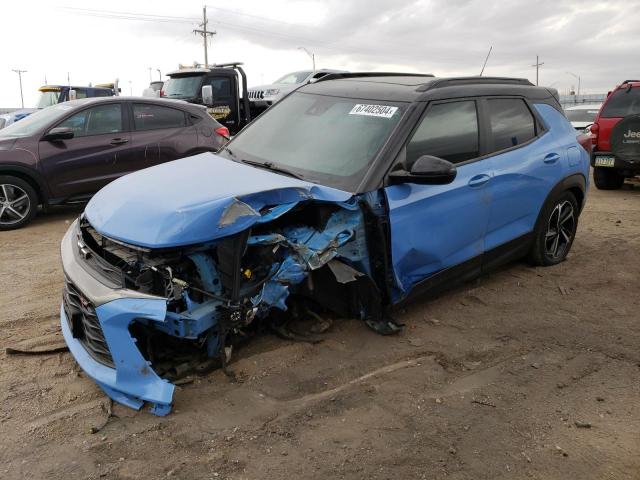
[76,195,398,381]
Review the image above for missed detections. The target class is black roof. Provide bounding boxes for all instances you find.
[59,96,209,114]
[302,73,559,106]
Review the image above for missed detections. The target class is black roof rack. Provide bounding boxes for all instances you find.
[416,76,533,92]
[213,62,244,68]
[315,72,434,83]
[621,79,640,84]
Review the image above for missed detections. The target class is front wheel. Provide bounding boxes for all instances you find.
[593,167,624,190]
[529,191,579,266]
[0,175,38,230]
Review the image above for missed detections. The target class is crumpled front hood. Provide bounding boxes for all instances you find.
[85,153,353,248]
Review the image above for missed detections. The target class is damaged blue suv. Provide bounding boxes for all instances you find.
[60,74,590,415]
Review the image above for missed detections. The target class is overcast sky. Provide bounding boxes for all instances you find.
[2,0,639,108]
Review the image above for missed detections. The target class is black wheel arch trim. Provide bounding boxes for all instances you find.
[0,163,51,203]
[532,174,586,236]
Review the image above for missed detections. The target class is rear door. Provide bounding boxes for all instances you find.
[384,99,493,295]
[129,102,198,168]
[203,74,239,133]
[482,97,564,253]
[38,102,133,199]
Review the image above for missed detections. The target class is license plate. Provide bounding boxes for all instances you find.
[595,156,615,167]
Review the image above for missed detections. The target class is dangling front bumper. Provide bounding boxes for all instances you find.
[60,221,175,416]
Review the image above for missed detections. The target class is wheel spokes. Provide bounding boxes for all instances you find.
[544,201,575,259]
[0,184,30,225]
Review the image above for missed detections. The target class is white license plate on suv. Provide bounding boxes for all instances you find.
[595,156,615,167]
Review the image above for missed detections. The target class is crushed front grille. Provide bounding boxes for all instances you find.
[63,279,115,368]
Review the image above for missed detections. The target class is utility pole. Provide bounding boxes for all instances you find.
[12,69,26,108]
[193,6,216,68]
[531,55,544,85]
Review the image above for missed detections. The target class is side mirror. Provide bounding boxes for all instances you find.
[388,155,457,185]
[202,85,213,106]
[68,89,77,101]
[43,127,74,141]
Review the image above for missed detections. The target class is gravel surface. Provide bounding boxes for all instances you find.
[0,180,639,480]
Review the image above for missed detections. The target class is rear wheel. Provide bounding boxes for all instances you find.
[529,191,578,266]
[593,167,624,190]
[0,175,38,230]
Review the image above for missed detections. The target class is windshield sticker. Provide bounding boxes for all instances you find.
[349,104,398,119]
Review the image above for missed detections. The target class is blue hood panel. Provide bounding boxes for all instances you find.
[85,153,353,248]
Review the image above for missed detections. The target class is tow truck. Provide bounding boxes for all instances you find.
[163,63,250,135]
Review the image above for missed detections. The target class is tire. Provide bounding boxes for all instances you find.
[593,167,625,190]
[529,191,579,266]
[0,175,38,230]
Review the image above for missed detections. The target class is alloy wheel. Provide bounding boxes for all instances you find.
[0,184,31,226]
[544,200,575,259]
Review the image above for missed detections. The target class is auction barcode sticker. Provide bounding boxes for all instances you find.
[349,104,398,118]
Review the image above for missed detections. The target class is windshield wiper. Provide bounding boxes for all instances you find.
[220,146,237,160]
[240,159,305,180]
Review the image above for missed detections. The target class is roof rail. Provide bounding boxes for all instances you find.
[621,79,640,84]
[315,72,434,83]
[213,62,244,68]
[416,76,534,92]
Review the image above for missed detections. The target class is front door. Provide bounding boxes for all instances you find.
[204,75,239,133]
[384,100,493,296]
[38,102,132,199]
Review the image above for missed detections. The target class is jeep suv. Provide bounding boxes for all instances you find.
[60,74,590,415]
[590,80,640,189]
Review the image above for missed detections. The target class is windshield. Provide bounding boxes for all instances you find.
[163,75,203,98]
[601,88,640,118]
[222,92,406,191]
[565,108,600,122]
[273,71,312,85]
[36,90,61,108]
[0,104,73,138]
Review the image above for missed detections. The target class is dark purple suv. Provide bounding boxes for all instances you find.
[0,97,228,229]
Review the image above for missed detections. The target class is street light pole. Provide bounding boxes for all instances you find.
[298,47,316,72]
[148,67,152,82]
[566,71,581,97]
[157,69,162,81]
[12,69,26,108]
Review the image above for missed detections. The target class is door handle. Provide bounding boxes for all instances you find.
[110,138,129,145]
[543,152,560,164]
[468,174,491,187]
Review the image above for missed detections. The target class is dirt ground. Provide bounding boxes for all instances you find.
[0,181,639,480]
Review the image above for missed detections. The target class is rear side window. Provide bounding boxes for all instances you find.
[487,99,536,151]
[133,104,186,131]
[407,101,479,164]
[601,88,640,118]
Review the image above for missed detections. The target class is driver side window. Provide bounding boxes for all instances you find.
[406,101,479,165]
[57,104,123,137]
